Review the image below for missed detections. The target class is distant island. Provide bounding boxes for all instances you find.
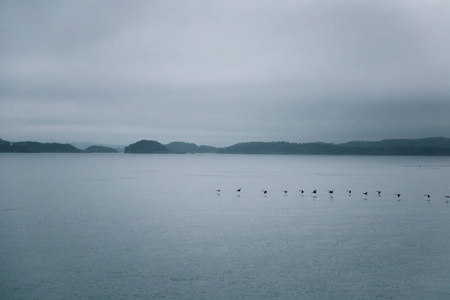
[123,137,450,155]
[0,138,83,153]
[124,140,168,154]
[2,137,450,156]
[84,145,118,153]
[0,138,116,153]
[165,141,217,153]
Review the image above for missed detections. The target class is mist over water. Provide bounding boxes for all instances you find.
[1,154,450,299]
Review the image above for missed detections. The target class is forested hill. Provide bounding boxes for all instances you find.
[2,137,450,155]
[218,141,345,154]
[339,137,450,149]
[165,141,218,153]
[164,138,450,155]
[219,138,450,155]
[84,145,118,153]
[124,140,168,153]
[337,137,450,155]
[0,138,83,153]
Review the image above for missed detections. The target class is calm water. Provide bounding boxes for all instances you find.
[1,153,450,299]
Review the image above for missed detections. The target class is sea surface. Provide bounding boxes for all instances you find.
[1,153,450,299]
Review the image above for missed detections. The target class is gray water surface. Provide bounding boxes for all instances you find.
[1,154,450,299]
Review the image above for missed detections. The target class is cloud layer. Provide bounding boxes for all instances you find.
[1,0,449,146]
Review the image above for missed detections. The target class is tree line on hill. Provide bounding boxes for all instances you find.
[126,137,450,155]
[0,138,118,153]
[2,137,450,155]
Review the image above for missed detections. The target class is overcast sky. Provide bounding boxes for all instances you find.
[1,0,449,147]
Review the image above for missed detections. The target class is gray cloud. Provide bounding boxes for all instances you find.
[1,0,450,146]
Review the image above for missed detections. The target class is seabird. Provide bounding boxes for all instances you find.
[328,190,334,194]
[283,190,288,195]
[347,190,352,195]
[312,189,317,194]
[299,190,304,194]
[424,194,430,198]
[395,193,401,198]
[263,190,267,195]
[445,195,450,198]
[363,192,368,196]
[376,191,381,195]
[236,188,241,192]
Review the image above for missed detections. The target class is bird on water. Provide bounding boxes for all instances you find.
[210,189,450,203]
